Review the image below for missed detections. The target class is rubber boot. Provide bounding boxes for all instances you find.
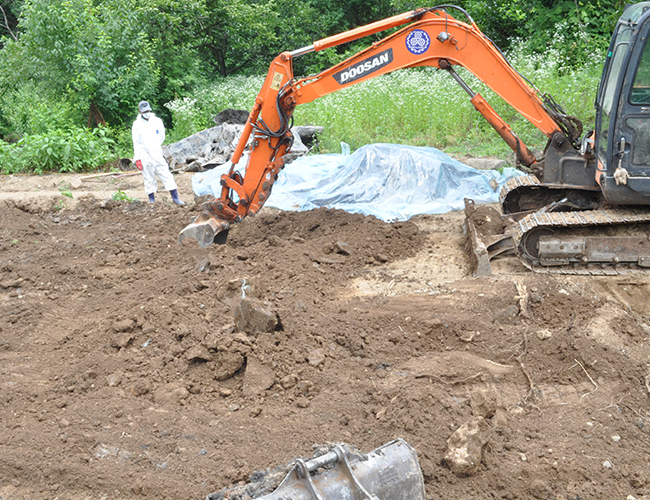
[148,193,155,204]
[170,189,185,206]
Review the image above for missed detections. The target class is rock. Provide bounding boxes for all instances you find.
[536,329,552,340]
[242,357,275,397]
[375,253,389,263]
[462,157,506,171]
[458,330,478,342]
[308,348,325,367]
[162,124,245,169]
[491,407,509,427]
[214,351,245,380]
[186,346,213,362]
[268,235,285,247]
[234,298,278,334]
[70,178,82,189]
[295,397,310,408]
[296,380,315,395]
[113,319,135,332]
[442,416,490,477]
[280,373,299,389]
[106,372,122,387]
[470,388,497,418]
[111,332,133,349]
[213,109,249,126]
[132,379,153,396]
[528,479,554,499]
[335,241,352,255]
[153,383,189,405]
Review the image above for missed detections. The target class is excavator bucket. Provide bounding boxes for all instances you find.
[207,439,426,500]
[177,210,230,248]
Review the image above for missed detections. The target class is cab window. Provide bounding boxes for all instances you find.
[630,36,650,104]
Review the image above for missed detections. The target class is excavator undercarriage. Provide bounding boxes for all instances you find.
[466,175,650,276]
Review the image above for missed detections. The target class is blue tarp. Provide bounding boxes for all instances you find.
[191,143,524,221]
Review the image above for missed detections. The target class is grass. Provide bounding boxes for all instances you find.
[165,43,603,164]
[111,190,136,203]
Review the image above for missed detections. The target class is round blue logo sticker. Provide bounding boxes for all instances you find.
[406,29,430,55]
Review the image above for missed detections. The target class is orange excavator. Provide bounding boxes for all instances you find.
[179,3,650,274]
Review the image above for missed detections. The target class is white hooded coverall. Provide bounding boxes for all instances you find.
[131,113,177,194]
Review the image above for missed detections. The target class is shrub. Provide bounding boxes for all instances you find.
[0,126,116,174]
[0,82,84,138]
[165,76,264,141]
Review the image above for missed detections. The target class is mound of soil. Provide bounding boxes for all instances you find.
[1,173,650,500]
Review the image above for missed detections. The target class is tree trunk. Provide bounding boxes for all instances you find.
[88,102,106,128]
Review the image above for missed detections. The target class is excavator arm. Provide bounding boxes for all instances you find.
[179,5,574,248]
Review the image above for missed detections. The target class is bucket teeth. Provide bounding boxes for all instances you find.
[177,211,230,248]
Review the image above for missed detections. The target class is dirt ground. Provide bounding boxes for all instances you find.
[1,171,650,500]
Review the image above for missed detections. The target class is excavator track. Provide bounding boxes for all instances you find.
[514,208,650,274]
[499,174,543,207]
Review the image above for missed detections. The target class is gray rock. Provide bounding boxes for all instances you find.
[462,157,506,171]
[153,383,189,405]
[442,416,490,477]
[242,357,275,397]
[163,122,320,173]
[214,351,245,381]
[162,124,245,170]
[308,348,325,367]
[234,298,278,334]
[213,109,250,126]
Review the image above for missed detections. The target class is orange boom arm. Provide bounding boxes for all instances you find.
[178,6,572,248]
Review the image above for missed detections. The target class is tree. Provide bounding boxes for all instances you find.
[0,0,206,127]
[0,0,21,45]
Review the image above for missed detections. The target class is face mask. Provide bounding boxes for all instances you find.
[142,111,151,120]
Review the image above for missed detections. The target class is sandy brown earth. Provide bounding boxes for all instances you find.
[1,171,650,500]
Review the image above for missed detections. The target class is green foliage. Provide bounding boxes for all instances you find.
[0,0,206,127]
[59,187,74,198]
[292,42,602,157]
[168,39,602,160]
[111,189,136,202]
[0,126,115,174]
[0,81,82,137]
[165,76,264,140]
[391,0,626,69]
[0,0,631,170]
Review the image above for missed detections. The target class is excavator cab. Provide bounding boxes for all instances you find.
[596,1,650,204]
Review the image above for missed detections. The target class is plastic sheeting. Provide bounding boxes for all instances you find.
[191,143,524,221]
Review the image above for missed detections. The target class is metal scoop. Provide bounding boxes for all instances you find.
[177,211,230,248]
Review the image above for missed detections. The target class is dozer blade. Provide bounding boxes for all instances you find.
[206,439,425,500]
[464,198,516,276]
[177,211,230,248]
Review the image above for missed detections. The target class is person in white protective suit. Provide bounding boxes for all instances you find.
[132,101,185,205]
